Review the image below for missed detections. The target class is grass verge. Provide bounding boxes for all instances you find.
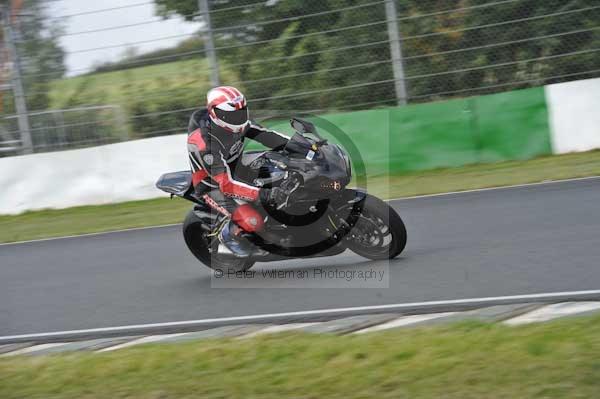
[2,315,600,398]
[49,59,238,112]
[1,150,600,244]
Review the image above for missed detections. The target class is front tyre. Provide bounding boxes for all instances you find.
[182,209,255,272]
[346,194,407,260]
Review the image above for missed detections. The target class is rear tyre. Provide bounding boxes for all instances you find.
[346,194,407,260]
[182,209,255,272]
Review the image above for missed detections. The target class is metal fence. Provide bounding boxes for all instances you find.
[0,106,127,155]
[1,0,599,156]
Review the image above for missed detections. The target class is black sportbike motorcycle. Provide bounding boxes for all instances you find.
[156,118,406,272]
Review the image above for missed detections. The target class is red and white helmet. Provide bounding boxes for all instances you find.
[206,86,249,133]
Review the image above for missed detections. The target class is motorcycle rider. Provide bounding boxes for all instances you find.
[187,86,300,257]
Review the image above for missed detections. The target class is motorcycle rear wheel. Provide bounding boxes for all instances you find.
[183,209,255,272]
[346,194,407,260]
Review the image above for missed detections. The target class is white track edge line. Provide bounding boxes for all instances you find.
[388,175,600,201]
[3,289,600,341]
[503,302,600,326]
[0,223,181,247]
[2,175,598,247]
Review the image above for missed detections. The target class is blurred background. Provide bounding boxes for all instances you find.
[2,5,600,391]
[1,0,599,156]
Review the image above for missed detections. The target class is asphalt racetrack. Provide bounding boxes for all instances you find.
[2,178,600,336]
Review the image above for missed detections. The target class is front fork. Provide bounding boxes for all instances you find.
[326,188,367,242]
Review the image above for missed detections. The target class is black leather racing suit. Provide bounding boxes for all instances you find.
[186,108,290,218]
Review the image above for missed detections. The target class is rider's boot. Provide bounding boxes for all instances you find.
[218,220,267,258]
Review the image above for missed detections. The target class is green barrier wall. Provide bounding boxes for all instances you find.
[475,87,552,163]
[254,86,552,175]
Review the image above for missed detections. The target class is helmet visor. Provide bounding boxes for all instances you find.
[214,106,249,126]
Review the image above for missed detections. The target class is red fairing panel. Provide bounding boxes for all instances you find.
[232,204,264,232]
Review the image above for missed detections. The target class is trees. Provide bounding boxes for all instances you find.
[91,37,205,74]
[398,0,600,100]
[3,0,66,111]
[153,0,600,110]
[155,0,395,110]
[20,0,66,110]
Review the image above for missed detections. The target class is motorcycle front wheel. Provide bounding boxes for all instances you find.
[345,194,407,260]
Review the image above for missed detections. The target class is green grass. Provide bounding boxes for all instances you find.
[1,150,600,244]
[371,149,600,198]
[45,59,240,141]
[2,315,600,398]
[0,197,190,243]
[48,59,237,110]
